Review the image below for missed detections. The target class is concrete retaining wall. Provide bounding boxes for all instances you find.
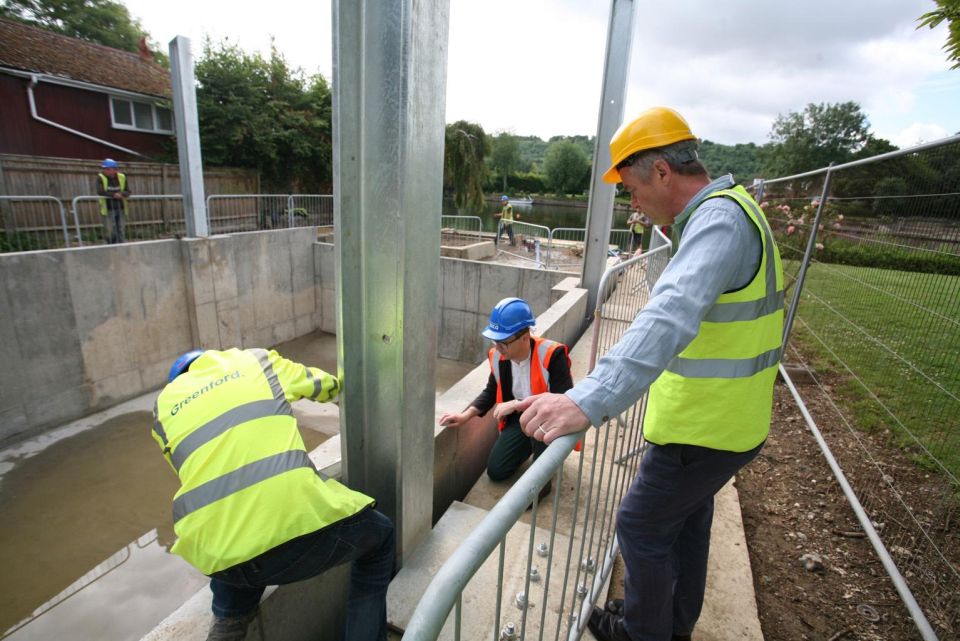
[0,227,324,445]
[1,233,585,446]
[314,243,575,363]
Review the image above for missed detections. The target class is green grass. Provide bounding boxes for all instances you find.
[783,260,960,483]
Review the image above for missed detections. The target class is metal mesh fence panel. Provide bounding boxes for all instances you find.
[0,196,70,252]
[762,136,960,638]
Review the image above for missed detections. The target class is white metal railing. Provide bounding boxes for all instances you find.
[441,215,482,244]
[70,194,185,245]
[403,234,674,641]
[289,194,334,228]
[0,195,71,252]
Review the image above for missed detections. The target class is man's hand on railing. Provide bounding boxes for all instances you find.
[516,393,590,444]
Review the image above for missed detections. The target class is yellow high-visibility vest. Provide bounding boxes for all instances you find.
[644,185,784,452]
[98,172,128,216]
[153,348,374,575]
[500,203,514,224]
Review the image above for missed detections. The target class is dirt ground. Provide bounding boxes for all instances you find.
[737,378,947,641]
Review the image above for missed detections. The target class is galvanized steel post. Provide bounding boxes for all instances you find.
[333,0,449,563]
[168,36,209,237]
[581,0,636,319]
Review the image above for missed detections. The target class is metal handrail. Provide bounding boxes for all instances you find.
[0,195,71,248]
[71,194,184,246]
[403,237,674,641]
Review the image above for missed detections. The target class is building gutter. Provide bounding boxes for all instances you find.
[1,67,150,158]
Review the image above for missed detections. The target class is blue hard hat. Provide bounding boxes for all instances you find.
[482,297,535,341]
[168,350,205,383]
[500,195,509,201]
[101,158,118,169]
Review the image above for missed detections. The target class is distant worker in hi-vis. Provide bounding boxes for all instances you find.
[515,107,784,641]
[495,194,518,246]
[96,158,130,244]
[153,348,395,641]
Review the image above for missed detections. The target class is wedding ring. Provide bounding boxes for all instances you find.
[537,424,546,434]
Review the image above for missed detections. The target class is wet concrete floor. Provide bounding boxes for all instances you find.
[0,331,475,640]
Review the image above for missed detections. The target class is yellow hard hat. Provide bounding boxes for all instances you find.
[602,107,697,183]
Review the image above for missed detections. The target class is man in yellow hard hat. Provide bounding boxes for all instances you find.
[515,107,784,641]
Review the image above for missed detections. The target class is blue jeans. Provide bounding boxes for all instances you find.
[617,441,762,641]
[209,508,395,641]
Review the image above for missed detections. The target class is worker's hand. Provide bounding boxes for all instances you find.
[633,247,644,257]
[439,411,468,428]
[112,192,123,200]
[493,400,518,422]
[516,393,590,445]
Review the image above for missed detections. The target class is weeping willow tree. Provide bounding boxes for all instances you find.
[444,121,490,213]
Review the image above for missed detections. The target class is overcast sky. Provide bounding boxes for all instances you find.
[123,0,959,148]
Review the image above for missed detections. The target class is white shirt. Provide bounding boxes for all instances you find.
[511,358,532,401]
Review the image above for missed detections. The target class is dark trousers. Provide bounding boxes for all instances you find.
[496,222,516,247]
[209,508,395,641]
[103,209,125,243]
[617,441,762,641]
[486,414,547,481]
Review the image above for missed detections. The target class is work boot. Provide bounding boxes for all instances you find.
[587,606,632,641]
[206,610,257,641]
[605,597,624,616]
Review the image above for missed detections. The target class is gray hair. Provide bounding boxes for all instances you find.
[620,140,707,180]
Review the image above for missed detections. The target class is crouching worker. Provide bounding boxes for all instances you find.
[153,348,395,641]
[439,298,572,495]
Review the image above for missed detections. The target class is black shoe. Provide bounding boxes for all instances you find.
[587,606,632,641]
[605,598,624,616]
[601,600,691,640]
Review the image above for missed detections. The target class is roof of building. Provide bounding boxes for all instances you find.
[0,17,170,98]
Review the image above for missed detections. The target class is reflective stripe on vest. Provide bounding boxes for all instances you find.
[644,185,784,452]
[154,347,374,574]
[98,172,128,216]
[489,337,563,431]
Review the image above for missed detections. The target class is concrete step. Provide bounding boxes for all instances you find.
[387,501,606,641]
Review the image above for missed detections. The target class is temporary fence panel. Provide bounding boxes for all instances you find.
[206,194,291,235]
[71,195,186,245]
[496,221,552,268]
[403,239,673,641]
[759,134,960,639]
[0,196,70,253]
[289,195,334,228]
[440,215,482,245]
[547,227,586,271]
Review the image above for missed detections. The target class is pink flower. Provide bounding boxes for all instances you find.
[837,214,844,222]
[760,201,769,208]
[786,225,796,235]
[782,204,791,213]
[815,242,824,251]
[811,199,820,207]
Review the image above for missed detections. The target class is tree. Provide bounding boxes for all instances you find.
[917,0,960,69]
[194,40,333,191]
[543,140,589,196]
[699,140,762,182]
[0,0,164,60]
[760,102,872,176]
[444,120,489,213]
[490,132,520,192]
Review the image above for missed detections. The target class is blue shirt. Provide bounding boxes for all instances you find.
[568,175,763,427]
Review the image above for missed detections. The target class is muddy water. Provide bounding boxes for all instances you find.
[0,332,476,640]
